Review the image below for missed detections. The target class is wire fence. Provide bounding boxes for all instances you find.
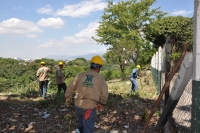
[151,45,192,132]
[171,76,192,133]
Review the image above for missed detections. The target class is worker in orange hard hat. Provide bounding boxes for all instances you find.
[65,55,108,133]
[130,65,141,92]
[56,61,67,95]
[36,61,53,99]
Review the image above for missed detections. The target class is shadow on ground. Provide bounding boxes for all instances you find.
[1,91,161,133]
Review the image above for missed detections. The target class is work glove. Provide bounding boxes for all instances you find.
[97,104,103,111]
[65,98,72,107]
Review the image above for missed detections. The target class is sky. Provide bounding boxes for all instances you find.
[0,0,194,60]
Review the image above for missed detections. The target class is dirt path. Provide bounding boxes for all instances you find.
[0,93,160,133]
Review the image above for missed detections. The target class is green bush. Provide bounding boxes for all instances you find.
[100,69,121,81]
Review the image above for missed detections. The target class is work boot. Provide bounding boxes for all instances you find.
[78,127,83,133]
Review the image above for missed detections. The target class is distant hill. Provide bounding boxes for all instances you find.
[46,53,103,60]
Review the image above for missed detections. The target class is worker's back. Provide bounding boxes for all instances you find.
[66,69,108,109]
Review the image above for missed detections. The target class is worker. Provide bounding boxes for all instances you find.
[36,61,53,99]
[56,61,67,95]
[130,65,141,92]
[65,55,108,133]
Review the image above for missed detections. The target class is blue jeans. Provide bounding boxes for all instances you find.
[130,78,138,91]
[39,80,48,98]
[75,106,96,133]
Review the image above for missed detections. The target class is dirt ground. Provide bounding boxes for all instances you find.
[0,92,161,133]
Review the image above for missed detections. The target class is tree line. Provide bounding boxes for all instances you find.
[0,57,132,93]
[93,0,193,80]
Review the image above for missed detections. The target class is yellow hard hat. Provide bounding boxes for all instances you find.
[90,55,103,65]
[59,61,63,65]
[40,61,45,65]
[136,65,140,69]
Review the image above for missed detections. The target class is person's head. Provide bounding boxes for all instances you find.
[136,65,141,69]
[40,61,45,66]
[90,55,103,73]
[58,61,64,68]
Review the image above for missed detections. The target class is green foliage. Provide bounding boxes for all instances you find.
[138,42,156,68]
[100,69,121,81]
[93,0,165,78]
[144,16,193,49]
[0,58,57,92]
[67,58,90,66]
[0,57,125,94]
[170,52,181,62]
[144,16,193,64]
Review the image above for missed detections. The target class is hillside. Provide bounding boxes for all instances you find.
[46,53,104,60]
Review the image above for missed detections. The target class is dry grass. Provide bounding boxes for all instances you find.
[107,70,158,100]
[0,70,161,133]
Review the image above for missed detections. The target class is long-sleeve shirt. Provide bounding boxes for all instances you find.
[55,67,65,84]
[131,68,139,79]
[65,69,108,109]
[36,66,52,81]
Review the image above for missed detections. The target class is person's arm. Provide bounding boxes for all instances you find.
[136,70,140,78]
[65,74,79,99]
[65,75,79,107]
[36,68,41,77]
[99,79,108,105]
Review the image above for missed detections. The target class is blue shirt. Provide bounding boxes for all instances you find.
[132,68,139,79]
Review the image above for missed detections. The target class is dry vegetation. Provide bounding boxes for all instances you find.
[0,70,162,133]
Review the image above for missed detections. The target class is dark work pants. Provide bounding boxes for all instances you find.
[75,106,96,133]
[57,83,67,94]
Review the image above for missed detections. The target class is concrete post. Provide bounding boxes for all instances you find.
[192,0,200,132]
[155,51,158,90]
[158,47,162,71]
[156,53,193,130]
[165,37,171,105]
[157,47,162,94]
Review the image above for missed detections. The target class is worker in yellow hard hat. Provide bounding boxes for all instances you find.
[65,55,108,133]
[36,61,53,99]
[130,65,141,92]
[56,61,67,95]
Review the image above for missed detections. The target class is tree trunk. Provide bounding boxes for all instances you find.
[119,64,125,80]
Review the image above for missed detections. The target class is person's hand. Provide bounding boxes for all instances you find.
[97,104,103,111]
[65,98,72,107]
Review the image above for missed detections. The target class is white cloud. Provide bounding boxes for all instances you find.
[55,0,107,17]
[85,48,107,54]
[39,21,100,48]
[39,40,65,48]
[0,18,43,35]
[170,10,193,16]
[64,21,99,44]
[37,17,64,28]
[36,5,53,15]
[26,34,37,38]
[74,21,99,38]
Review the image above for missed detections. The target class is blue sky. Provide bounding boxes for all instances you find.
[0,0,194,59]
